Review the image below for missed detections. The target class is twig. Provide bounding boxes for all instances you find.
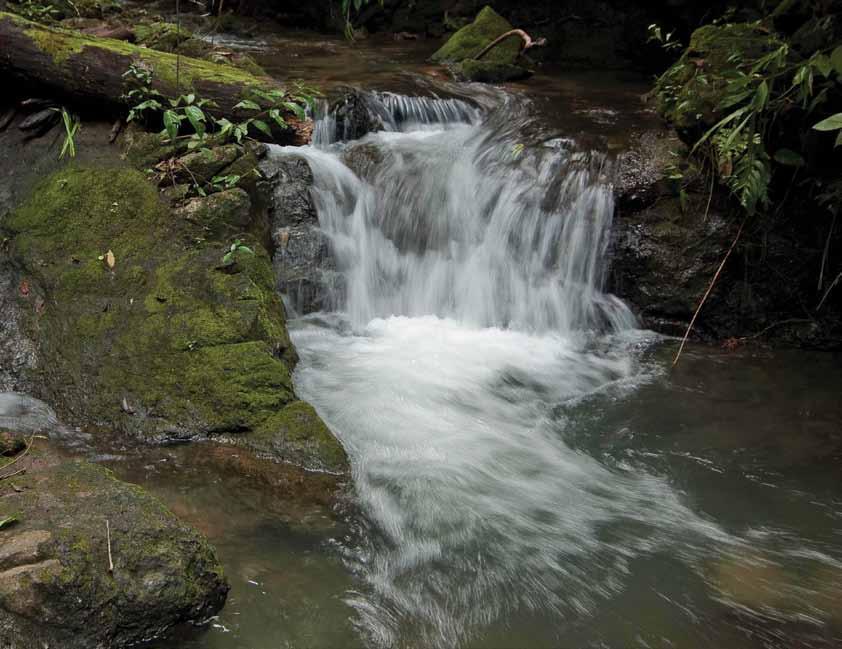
[474,29,547,62]
[106,519,114,573]
[673,217,747,367]
[0,467,26,481]
[817,213,836,292]
[0,435,35,473]
[816,270,842,311]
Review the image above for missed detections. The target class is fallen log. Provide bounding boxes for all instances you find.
[0,12,310,144]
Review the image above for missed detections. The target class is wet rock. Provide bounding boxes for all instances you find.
[341,141,384,181]
[262,155,339,315]
[0,449,228,649]
[614,130,683,212]
[328,89,389,143]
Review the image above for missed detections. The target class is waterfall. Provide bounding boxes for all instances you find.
[268,92,729,649]
[278,92,634,333]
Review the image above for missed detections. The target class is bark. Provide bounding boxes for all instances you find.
[0,12,310,144]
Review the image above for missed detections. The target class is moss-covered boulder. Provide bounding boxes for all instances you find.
[654,22,782,141]
[431,6,519,65]
[3,162,347,473]
[0,448,228,649]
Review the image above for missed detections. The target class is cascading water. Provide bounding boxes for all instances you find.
[269,92,737,647]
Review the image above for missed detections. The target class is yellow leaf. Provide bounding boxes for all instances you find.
[105,250,115,270]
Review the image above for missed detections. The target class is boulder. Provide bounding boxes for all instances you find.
[0,446,228,649]
[431,6,520,65]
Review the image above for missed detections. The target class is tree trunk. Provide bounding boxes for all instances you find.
[0,12,310,144]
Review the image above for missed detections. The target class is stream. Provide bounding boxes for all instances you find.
[116,32,842,649]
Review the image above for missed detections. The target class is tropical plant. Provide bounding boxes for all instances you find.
[654,18,842,216]
[123,63,318,147]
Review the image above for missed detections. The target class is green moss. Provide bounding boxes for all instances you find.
[431,6,520,65]
[244,400,349,473]
[4,165,299,442]
[5,12,270,93]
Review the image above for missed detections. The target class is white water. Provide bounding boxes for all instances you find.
[270,94,735,647]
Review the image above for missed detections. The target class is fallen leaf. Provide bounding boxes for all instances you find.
[105,250,116,270]
[18,279,30,297]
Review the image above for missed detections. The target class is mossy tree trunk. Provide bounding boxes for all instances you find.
[0,12,310,143]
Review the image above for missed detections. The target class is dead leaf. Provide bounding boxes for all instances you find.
[105,250,115,270]
[18,279,30,297]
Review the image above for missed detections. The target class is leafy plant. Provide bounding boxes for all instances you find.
[655,18,842,216]
[123,63,318,148]
[222,239,254,263]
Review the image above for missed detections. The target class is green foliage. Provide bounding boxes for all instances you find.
[8,0,59,21]
[654,18,842,217]
[123,63,317,147]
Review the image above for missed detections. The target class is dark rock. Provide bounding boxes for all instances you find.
[17,108,58,132]
[328,89,389,143]
[261,155,339,315]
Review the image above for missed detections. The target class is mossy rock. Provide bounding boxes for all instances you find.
[430,6,520,65]
[3,164,347,473]
[654,22,783,140]
[452,59,530,83]
[0,458,227,648]
[133,21,198,53]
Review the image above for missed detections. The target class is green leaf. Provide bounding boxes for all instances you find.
[812,54,833,79]
[831,45,842,76]
[163,110,179,141]
[252,119,272,136]
[222,251,233,264]
[184,105,206,136]
[186,93,195,105]
[233,99,261,111]
[269,108,286,128]
[836,131,842,148]
[813,113,842,131]
[773,149,805,167]
[753,80,769,109]
[282,101,307,121]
